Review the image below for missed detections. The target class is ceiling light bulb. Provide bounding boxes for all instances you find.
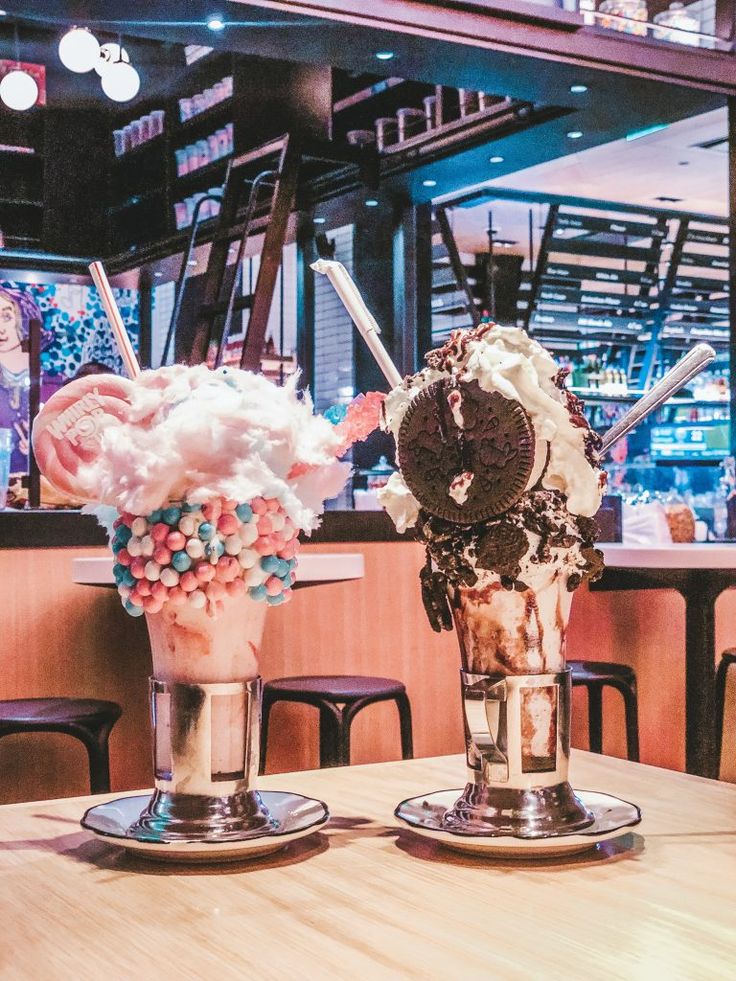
[365,199,379,207]
[489,155,504,164]
[375,51,394,61]
[422,179,437,187]
[95,42,129,77]
[207,17,225,30]
[567,130,583,139]
[570,84,588,94]
[101,61,140,102]
[59,27,100,73]
[0,70,39,111]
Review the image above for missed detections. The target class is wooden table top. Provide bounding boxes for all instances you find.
[1,752,735,979]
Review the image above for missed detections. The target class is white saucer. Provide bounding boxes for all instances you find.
[395,789,641,858]
[82,791,329,863]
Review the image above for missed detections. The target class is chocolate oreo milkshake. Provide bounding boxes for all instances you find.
[379,322,605,835]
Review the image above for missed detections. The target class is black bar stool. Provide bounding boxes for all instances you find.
[261,675,413,771]
[569,661,640,762]
[715,648,736,773]
[0,698,122,794]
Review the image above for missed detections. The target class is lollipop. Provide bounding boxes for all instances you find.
[32,373,135,501]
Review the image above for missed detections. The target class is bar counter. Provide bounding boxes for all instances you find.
[1,752,735,978]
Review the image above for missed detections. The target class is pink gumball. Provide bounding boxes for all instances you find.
[217,556,240,581]
[130,557,146,579]
[151,580,168,600]
[217,513,239,536]
[202,500,222,523]
[142,595,164,614]
[256,516,272,536]
[166,531,186,552]
[253,537,273,556]
[168,587,187,606]
[195,561,215,583]
[222,499,238,512]
[153,546,172,566]
[251,497,267,515]
[265,576,283,597]
[136,579,152,597]
[151,522,170,543]
[180,571,198,592]
[226,578,245,597]
[117,548,132,567]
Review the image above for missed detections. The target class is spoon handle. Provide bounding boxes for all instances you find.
[600,343,716,454]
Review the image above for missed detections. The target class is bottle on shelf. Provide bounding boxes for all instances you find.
[174,125,233,178]
[113,109,165,157]
[178,75,233,123]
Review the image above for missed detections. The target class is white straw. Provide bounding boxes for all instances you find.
[312,259,403,388]
[88,260,141,379]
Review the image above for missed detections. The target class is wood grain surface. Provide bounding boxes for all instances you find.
[1,544,735,804]
[0,752,734,980]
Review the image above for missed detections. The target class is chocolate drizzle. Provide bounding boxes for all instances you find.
[415,489,604,630]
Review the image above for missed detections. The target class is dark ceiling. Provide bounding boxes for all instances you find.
[0,1,726,216]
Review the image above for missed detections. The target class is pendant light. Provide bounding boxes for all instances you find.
[101,59,140,102]
[95,42,129,77]
[0,26,38,112]
[59,26,100,73]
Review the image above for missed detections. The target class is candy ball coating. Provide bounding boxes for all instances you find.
[172,551,192,572]
[185,538,205,559]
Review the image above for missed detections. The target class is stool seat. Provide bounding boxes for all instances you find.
[568,662,636,686]
[261,675,413,770]
[265,675,406,703]
[0,698,122,727]
[0,697,122,795]
[569,660,639,762]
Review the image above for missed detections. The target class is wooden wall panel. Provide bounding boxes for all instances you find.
[1,543,735,803]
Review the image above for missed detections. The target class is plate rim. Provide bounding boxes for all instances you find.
[394,787,641,842]
[81,790,330,849]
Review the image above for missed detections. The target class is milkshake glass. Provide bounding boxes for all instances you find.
[379,322,606,839]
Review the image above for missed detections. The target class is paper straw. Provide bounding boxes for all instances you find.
[600,343,716,454]
[88,260,141,379]
[312,259,403,388]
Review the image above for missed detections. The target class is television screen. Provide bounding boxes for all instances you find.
[650,422,729,461]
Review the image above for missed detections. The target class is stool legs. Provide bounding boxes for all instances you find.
[259,692,274,774]
[581,679,639,763]
[318,702,343,768]
[74,721,116,794]
[586,685,604,755]
[259,688,415,771]
[395,692,414,760]
[715,652,736,775]
[618,679,640,763]
[0,720,117,795]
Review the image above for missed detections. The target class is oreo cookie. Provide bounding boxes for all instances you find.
[397,379,534,524]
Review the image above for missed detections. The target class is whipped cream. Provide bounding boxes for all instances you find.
[88,364,350,530]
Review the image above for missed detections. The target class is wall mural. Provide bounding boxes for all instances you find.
[0,279,138,479]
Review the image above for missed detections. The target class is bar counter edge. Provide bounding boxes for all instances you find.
[0,508,412,548]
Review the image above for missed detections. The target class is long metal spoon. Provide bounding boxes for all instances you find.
[599,343,717,454]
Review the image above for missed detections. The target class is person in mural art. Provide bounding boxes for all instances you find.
[0,285,50,475]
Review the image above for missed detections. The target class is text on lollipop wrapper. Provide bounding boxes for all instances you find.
[45,388,108,446]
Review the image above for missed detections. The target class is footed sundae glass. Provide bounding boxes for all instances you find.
[32,361,380,861]
[378,324,641,855]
